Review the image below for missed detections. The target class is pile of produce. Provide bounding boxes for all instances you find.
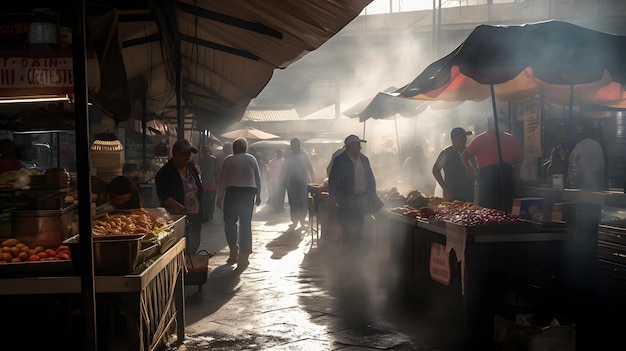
[433,203,518,226]
[0,238,71,263]
[378,187,407,206]
[389,199,518,227]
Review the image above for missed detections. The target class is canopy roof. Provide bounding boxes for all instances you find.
[2,1,370,131]
[399,20,626,107]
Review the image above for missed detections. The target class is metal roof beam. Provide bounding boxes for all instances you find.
[175,1,283,39]
[179,33,259,60]
[121,32,161,48]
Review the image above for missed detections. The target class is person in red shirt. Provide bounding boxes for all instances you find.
[461,118,523,212]
[0,139,21,173]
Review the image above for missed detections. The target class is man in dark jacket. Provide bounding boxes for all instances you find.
[155,139,203,254]
[328,134,377,255]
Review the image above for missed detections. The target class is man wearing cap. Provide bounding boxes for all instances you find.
[432,127,475,202]
[328,134,377,256]
[155,138,204,254]
[461,117,524,212]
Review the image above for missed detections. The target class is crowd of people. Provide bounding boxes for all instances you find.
[106,115,605,270]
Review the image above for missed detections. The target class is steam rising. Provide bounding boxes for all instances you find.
[248,19,500,196]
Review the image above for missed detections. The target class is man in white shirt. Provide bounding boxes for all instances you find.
[217,138,262,268]
[282,138,314,228]
[569,127,605,190]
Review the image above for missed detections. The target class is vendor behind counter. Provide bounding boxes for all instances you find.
[107,175,143,210]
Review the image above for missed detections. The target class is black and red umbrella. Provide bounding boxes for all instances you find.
[396,20,626,209]
[398,20,626,106]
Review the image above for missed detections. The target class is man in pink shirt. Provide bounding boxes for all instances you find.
[461,117,523,212]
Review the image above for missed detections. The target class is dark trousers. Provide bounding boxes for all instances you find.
[203,190,216,219]
[337,193,367,257]
[287,180,308,224]
[477,163,514,213]
[223,186,256,254]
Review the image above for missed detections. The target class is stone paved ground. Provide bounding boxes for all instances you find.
[167,204,462,351]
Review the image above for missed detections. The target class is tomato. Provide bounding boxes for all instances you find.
[27,255,41,261]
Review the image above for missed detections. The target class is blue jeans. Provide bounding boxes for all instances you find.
[287,180,308,224]
[223,187,256,254]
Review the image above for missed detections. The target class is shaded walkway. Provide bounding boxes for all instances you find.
[170,204,460,350]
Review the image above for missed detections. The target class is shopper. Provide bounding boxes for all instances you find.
[198,145,217,222]
[328,134,377,256]
[432,127,475,202]
[282,138,314,228]
[155,139,203,254]
[216,137,262,268]
[266,149,286,212]
[569,123,605,190]
[461,117,523,213]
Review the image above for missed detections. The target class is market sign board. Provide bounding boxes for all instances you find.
[518,97,542,158]
[0,50,100,96]
[429,242,450,286]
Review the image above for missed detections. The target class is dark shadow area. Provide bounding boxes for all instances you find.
[183,265,241,326]
[265,226,305,259]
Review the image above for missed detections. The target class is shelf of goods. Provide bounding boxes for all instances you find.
[0,206,187,350]
[0,236,186,351]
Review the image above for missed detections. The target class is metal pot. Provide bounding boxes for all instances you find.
[63,233,144,275]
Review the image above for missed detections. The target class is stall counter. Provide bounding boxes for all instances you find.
[376,209,573,346]
[0,237,186,351]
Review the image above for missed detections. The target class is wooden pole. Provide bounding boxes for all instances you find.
[72,1,98,349]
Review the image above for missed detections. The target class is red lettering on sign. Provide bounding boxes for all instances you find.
[429,242,451,286]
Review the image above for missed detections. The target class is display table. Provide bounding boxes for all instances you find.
[376,210,573,346]
[0,238,186,351]
[308,185,341,244]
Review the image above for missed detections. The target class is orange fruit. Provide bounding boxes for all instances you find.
[17,252,28,261]
[9,247,19,258]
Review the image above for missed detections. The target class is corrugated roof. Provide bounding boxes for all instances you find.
[242,106,300,121]
[301,105,339,120]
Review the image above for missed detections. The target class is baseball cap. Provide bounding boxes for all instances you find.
[450,127,472,139]
[172,139,198,154]
[344,134,366,146]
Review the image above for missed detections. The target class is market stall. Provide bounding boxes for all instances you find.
[0,43,188,349]
[0,237,186,350]
[373,197,573,347]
